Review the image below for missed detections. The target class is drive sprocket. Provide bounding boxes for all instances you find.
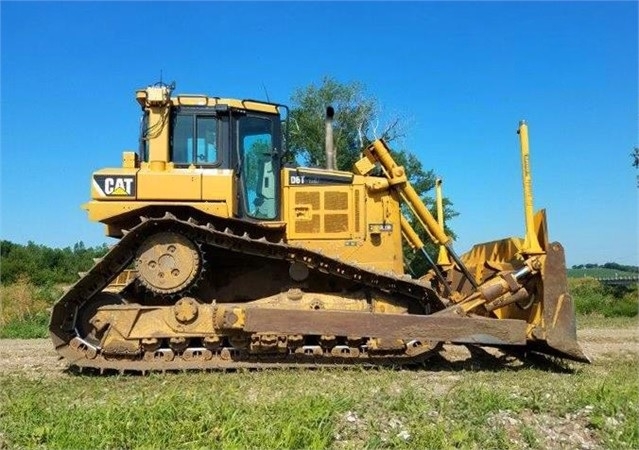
[134,231,201,295]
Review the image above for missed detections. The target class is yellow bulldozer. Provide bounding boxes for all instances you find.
[49,82,588,371]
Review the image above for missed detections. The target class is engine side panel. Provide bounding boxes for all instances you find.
[282,168,405,274]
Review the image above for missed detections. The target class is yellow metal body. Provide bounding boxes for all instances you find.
[85,168,406,273]
[281,168,404,273]
[85,88,405,273]
[84,166,236,237]
[355,141,451,245]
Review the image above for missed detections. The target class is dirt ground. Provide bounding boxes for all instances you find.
[0,326,636,377]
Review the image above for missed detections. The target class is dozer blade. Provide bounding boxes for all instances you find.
[533,241,590,363]
[453,209,589,363]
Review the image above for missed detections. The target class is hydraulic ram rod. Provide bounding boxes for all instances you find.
[435,178,452,266]
[400,215,451,296]
[358,140,478,289]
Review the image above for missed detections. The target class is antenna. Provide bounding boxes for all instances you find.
[160,70,163,85]
[261,82,271,102]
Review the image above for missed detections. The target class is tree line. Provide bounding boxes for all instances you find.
[0,240,108,286]
[571,262,638,273]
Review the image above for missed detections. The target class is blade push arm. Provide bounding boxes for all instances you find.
[354,139,478,289]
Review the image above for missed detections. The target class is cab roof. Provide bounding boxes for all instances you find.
[136,88,282,114]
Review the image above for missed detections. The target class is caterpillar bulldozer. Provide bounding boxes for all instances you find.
[49,82,588,372]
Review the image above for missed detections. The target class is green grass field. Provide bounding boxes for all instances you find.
[1,278,637,449]
[0,343,636,449]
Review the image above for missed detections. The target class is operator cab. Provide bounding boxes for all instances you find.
[137,84,287,221]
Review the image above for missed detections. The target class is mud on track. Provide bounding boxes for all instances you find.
[0,326,636,378]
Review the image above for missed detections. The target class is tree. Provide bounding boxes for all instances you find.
[288,76,403,169]
[287,77,457,273]
[0,240,108,285]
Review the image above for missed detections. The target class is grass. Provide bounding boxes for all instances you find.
[576,314,637,329]
[0,356,636,449]
[0,278,59,339]
[569,278,638,318]
[0,279,637,448]
[568,268,637,279]
[0,311,49,339]
[0,374,342,449]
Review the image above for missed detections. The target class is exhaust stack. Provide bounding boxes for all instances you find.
[325,106,336,170]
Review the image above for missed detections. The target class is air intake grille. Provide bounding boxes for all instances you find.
[295,191,320,209]
[295,215,321,234]
[325,214,349,233]
[324,191,348,210]
[289,186,363,239]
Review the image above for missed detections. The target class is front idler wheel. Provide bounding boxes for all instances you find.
[75,292,125,347]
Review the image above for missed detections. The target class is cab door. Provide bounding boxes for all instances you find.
[237,114,281,220]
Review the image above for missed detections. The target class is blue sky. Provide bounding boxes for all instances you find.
[1,1,637,266]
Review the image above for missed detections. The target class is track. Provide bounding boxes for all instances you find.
[4,325,634,378]
[50,214,448,373]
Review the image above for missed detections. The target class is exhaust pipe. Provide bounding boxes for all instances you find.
[325,106,336,170]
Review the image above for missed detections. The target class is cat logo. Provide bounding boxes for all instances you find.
[93,175,136,197]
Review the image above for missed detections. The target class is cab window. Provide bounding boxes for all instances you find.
[139,111,149,162]
[172,114,218,165]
